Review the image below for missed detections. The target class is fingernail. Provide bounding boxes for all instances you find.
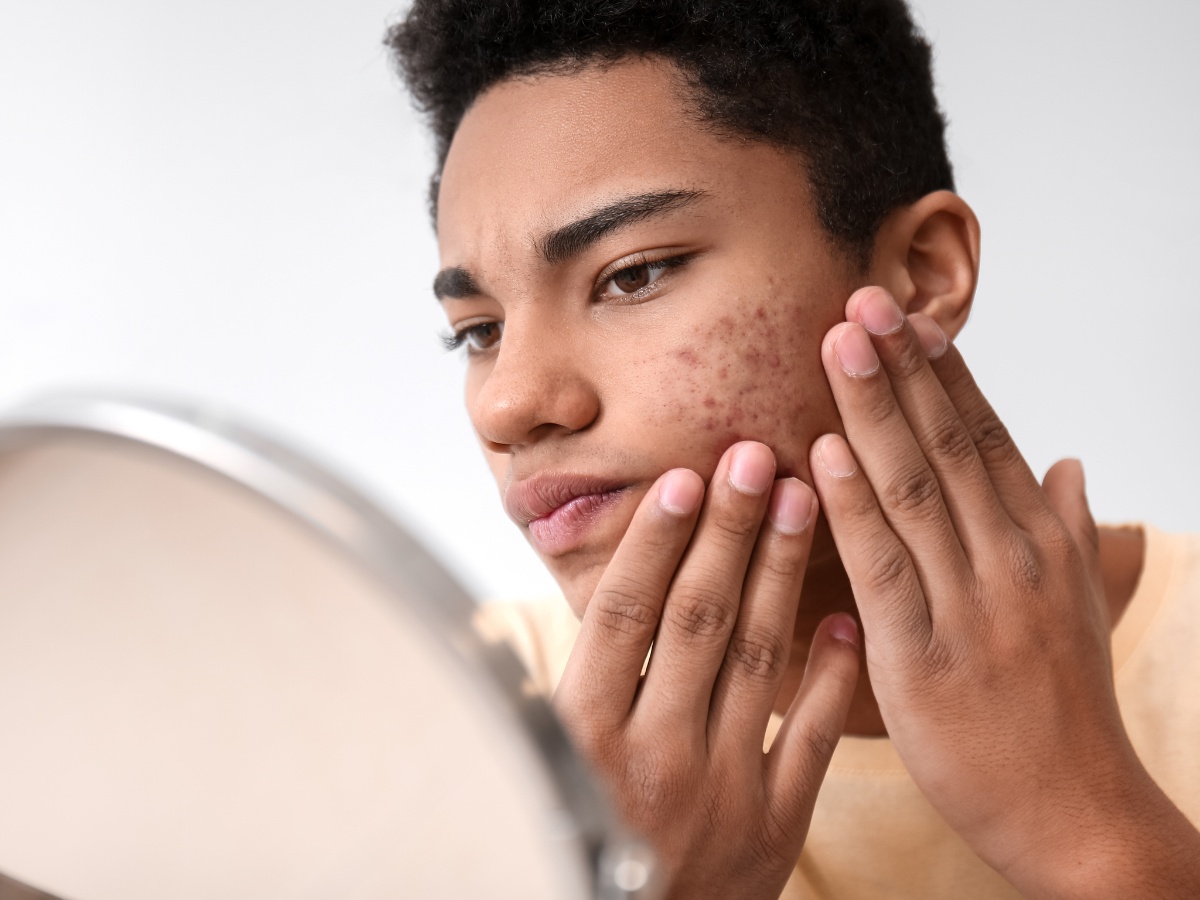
[816,434,857,478]
[827,612,859,648]
[658,468,702,515]
[728,442,775,495]
[857,288,904,336]
[909,313,948,359]
[833,325,879,377]
[768,478,816,534]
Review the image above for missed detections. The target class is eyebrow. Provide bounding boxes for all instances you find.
[538,189,704,265]
[431,188,704,301]
[432,266,480,301]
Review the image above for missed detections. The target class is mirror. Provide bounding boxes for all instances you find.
[0,396,655,900]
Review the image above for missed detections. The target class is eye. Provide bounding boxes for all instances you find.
[464,321,503,351]
[604,260,671,297]
[443,321,503,353]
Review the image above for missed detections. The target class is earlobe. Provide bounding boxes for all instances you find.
[868,190,981,340]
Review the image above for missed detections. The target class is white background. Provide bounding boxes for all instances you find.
[2,1,1197,601]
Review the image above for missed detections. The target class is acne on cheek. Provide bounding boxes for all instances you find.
[653,301,820,471]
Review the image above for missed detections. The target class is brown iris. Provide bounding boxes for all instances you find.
[612,264,651,293]
[466,322,503,350]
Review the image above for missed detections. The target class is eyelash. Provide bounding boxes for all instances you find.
[594,252,691,302]
[441,322,499,353]
[442,252,694,354]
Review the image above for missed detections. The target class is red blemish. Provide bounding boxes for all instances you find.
[676,348,700,366]
[768,353,780,368]
[718,367,728,380]
[703,397,717,408]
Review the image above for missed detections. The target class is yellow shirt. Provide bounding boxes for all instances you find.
[475,525,1200,898]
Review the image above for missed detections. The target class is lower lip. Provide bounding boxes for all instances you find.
[528,490,626,555]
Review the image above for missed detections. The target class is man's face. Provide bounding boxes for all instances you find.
[436,57,859,613]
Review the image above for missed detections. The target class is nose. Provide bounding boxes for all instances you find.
[470,319,600,453]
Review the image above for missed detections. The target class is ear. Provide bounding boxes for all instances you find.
[868,190,981,339]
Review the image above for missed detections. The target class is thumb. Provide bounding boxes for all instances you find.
[1042,458,1100,566]
[764,613,859,837]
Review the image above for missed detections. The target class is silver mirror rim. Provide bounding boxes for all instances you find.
[0,392,659,900]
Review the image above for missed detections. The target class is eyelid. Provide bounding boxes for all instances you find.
[593,249,696,302]
[594,248,691,286]
[443,315,502,353]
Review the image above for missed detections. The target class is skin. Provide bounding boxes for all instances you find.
[435,56,1200,899]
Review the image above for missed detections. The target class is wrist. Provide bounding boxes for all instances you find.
[1006,761,1200,900]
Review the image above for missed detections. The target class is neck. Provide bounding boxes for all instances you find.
[774,522,1147,737]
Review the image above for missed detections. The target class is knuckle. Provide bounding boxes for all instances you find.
[1002,535,1047,597]
[861,540,914,596]
[924,418,978,468]
[883,466,943,515]
[707,508,760,546]
[724,629,789,682]
[799,720,838,763]
[887,331,928,377]
[753,546,805,585]
[858,383,900,425]
[590,584,661,636]
[971,413,1016,463]
[625,747,691,813]
[664,589,737,640]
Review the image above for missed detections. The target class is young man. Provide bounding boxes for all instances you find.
[387,2,1200,897]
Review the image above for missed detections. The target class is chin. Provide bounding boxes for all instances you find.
[535,538,621,617]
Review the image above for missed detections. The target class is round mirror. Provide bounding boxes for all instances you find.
[0,396,656,900]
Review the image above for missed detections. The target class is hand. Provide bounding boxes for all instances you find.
[811,286,1200,898]
[554,442,860,900]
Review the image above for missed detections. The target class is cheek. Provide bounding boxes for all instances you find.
[644,298,842,479]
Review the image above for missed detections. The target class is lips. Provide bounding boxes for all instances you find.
[504,474,629,555]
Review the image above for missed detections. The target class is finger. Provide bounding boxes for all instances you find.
[1042,458,1101,570]
[844,288,1013,559]
[635,441,775,733]
[822,320,971,601]
[555,468,704,734]
[918,323,1050,530]
[707,478,818,759]
[764,613,859,838]
[810,434,933,642]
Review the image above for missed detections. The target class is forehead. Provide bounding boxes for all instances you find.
[435,57,805,263]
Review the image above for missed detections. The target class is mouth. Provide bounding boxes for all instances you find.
[504,474,631,555]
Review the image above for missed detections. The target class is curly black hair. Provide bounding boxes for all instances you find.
[386,0,954,267]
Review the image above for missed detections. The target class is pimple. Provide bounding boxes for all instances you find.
[768,353,780,368]
[703,397,717,408]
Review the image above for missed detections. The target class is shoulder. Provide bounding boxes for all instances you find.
[473,595,581,697]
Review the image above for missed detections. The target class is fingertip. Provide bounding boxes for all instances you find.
[767,477,817,534]
[844,285,893,323]
[824,612,859,650]
[822,320,854,357]
[657,467,704,516]
[908,313,949,359]
[726,440,777,496]
[813,434,858,479]
[1042,457,1085,495]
